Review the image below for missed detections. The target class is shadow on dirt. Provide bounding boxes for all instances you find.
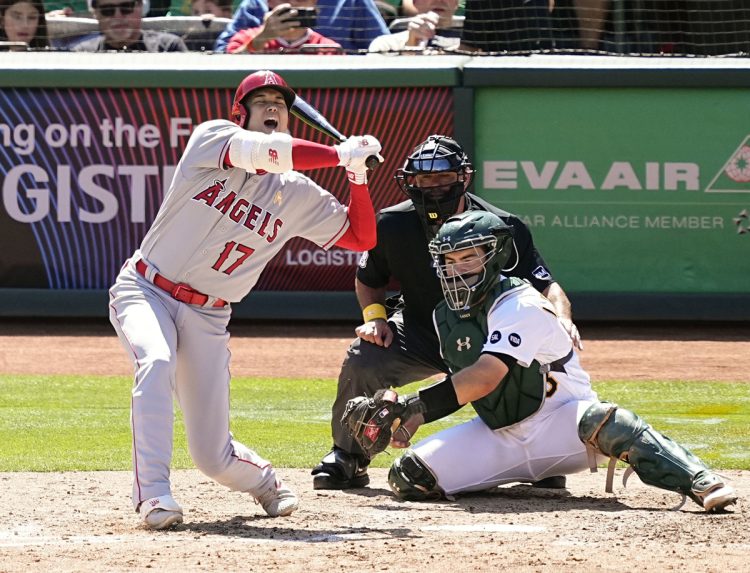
[345,484,640,514]
[182,516,420,541]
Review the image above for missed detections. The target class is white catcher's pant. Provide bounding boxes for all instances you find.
[109,260,276,510]
[411,398,605,495]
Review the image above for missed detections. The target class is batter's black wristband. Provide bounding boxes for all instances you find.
[418,376,460,423]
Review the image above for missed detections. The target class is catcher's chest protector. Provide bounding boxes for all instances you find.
[435,278,546,430]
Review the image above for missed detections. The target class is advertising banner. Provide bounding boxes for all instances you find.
[0,86,453,290]
[474,87,750,294]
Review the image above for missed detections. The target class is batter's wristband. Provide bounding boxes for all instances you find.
[362,303,387,322]
[418,375,460,421]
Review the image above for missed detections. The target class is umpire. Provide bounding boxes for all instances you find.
[312,134,581,489]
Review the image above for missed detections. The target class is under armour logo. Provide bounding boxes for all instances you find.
[456,337,471,351]
[268,148,279,165]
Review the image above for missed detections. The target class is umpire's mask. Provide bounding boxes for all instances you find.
[396,135,474,237]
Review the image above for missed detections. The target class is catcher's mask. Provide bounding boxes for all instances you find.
[396,135,474,236]
[231,70,297,129]
[428,211,514,312]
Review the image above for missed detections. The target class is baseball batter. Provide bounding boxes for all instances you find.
[108,69,382,530]
[343,211,737,513]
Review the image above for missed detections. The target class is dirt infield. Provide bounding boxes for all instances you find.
[0,469,747,573]
[2,319,750,382]
[0,320,747,572]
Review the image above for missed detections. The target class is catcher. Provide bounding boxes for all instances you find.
[342,210,738,512]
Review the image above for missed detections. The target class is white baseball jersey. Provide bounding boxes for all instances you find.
[412,281,600,494]
[481,280,594,408]
[109,118,356,514]
[139,119,349,302]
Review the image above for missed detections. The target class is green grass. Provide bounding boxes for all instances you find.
[0,374,747,472]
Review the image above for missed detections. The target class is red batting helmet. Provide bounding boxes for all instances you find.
[231,70,297,128]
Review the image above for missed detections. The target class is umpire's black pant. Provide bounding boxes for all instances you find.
[331,311,449,458]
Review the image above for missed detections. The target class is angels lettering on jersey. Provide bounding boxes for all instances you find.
[192,179,283,243]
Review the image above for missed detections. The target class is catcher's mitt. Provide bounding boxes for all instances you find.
[341,389,406,457]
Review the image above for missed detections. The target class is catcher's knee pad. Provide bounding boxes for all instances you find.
[388,452,443,501]
[578,402,710,505]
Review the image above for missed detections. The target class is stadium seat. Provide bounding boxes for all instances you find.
[46,16,100,40]
[141,17,232,51]
[45,15,232,51]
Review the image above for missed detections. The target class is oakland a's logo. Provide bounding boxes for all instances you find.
[456,336,471,351]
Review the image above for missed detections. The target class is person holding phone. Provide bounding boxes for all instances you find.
[227,0,341,53]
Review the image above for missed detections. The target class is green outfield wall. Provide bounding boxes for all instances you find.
[1,53,749,321]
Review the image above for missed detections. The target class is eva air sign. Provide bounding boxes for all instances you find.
[483,136,750,194]
[472,86,750,293]
[706,136,750,193]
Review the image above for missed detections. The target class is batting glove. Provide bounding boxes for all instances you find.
[335,135,384,184]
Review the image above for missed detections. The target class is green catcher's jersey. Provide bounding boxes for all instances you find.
[434,277,550,430]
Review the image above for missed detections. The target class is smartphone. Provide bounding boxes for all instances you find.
[279,6,317,29]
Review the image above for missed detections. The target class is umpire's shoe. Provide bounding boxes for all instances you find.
[312,448,369,489]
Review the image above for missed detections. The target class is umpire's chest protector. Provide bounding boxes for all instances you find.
[434,279,546,430]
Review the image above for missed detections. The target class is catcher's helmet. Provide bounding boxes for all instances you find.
[396,135,474,235]
[231,70,297,129]
[428,210,514,312]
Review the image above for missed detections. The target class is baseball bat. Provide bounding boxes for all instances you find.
[290,95,381,171]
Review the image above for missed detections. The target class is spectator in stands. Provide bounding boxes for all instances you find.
[368,0,458,52]
[228,0,340,53]
[72,0,187,50]
[214,0,389,52]
[458,0,556,53]
[180,0,232,50]
[191,0,231,18]
[380,0,417,19]
[572,0,607,50]
[1,0,49,47]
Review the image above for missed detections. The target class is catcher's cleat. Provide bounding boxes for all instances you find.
[255,480,299,517]
[312,448,370,490]
[531,475,567,489]
[691,472,737,513]
[139,495,183,530]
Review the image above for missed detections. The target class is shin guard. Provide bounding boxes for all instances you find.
[578,402,717,508]
[388,452,444,501]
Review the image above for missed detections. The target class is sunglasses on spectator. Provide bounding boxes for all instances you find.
[96,0,139,17]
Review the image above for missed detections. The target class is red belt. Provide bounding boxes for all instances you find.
[135,260,228,308]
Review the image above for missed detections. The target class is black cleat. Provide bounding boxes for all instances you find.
[313,467,370,490]
[531,475,567,489]
[312,448,370,490]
